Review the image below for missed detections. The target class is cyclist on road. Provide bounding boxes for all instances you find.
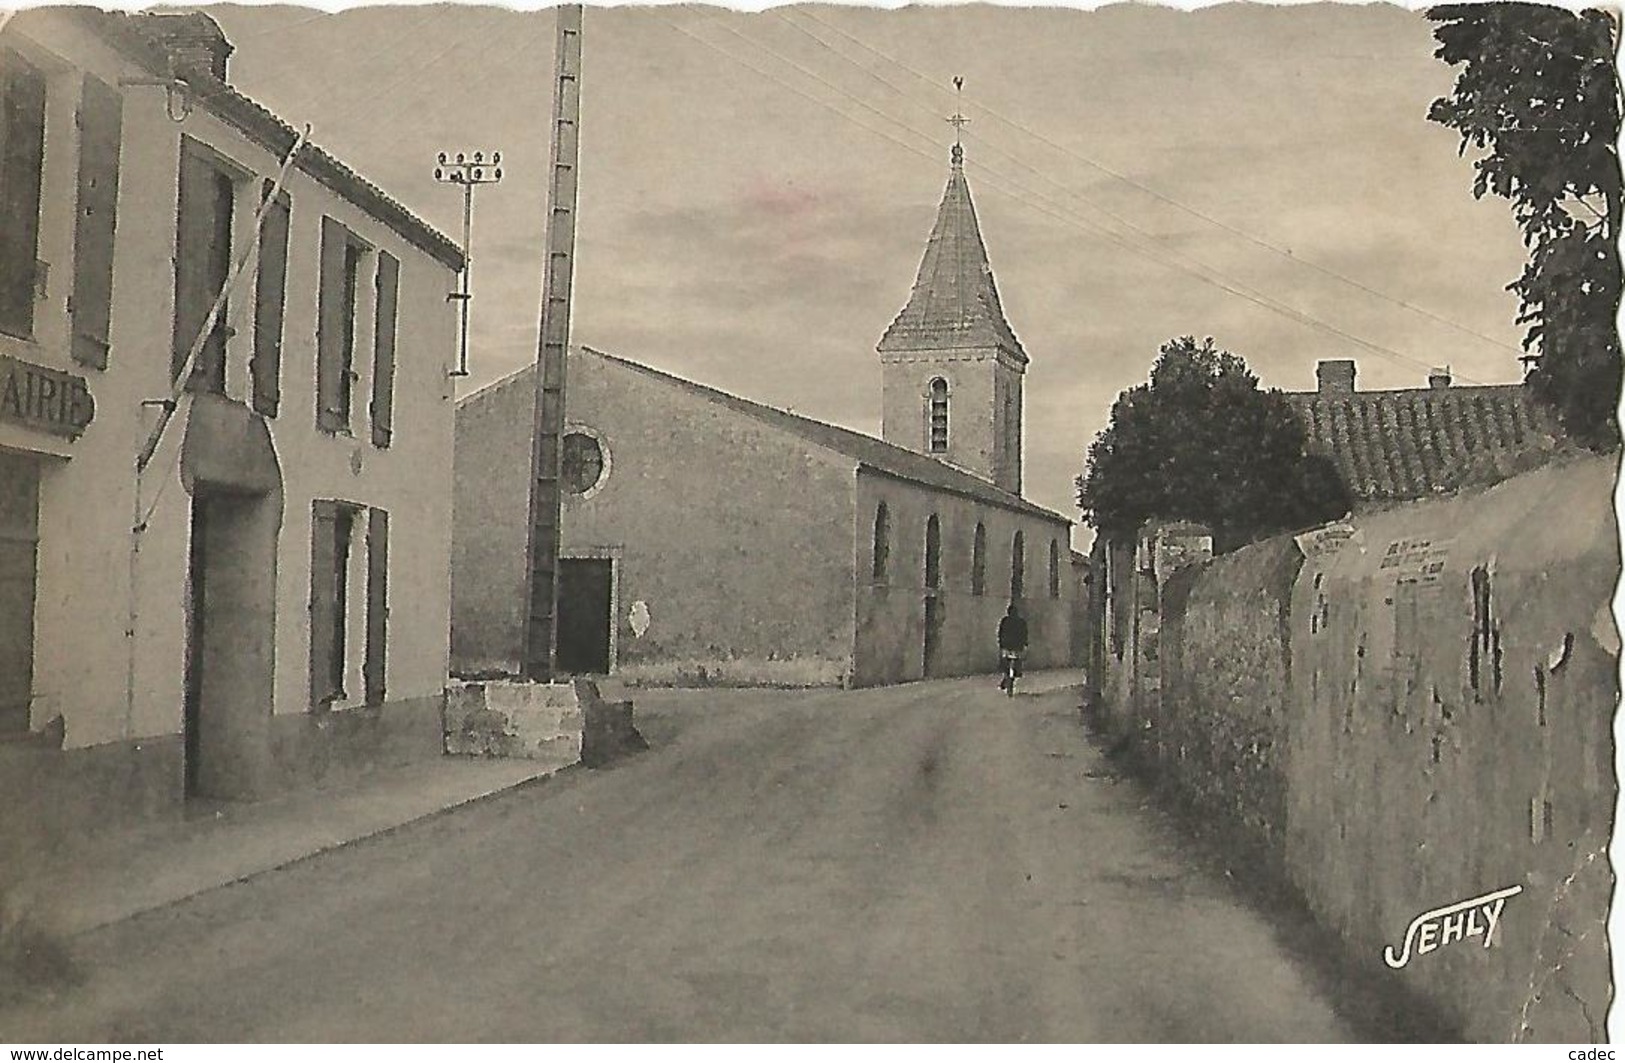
[997,603,1029,697]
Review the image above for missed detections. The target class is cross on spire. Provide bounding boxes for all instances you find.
[947,75,968,166]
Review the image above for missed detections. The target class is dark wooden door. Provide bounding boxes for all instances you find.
[923,594,941,678]
[0,451,38,735]
[557,559,612,675]
[183,496,209,796]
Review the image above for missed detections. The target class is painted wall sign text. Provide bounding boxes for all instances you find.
[0,353,95,439]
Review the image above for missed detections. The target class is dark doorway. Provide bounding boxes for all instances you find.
[184,491,276,800]
[557,558,612,675]
[183,496,209,796]
[923,594,942,678]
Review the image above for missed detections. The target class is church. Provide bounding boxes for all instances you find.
[451,143,1079,687]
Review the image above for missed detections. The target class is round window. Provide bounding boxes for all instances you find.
[561,431,606,495]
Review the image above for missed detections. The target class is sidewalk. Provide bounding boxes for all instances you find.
[15,753,575,938]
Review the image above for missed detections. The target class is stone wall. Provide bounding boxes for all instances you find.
[1285,456,1617,1043]
[1156,536,1301,869]
[1085,454,1619,1042]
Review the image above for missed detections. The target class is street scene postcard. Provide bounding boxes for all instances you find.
[0,0,1620,1047]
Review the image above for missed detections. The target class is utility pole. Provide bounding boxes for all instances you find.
[520,4,583,681]
[434,150,503,377]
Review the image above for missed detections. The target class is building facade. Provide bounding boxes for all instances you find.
[452,143,1076,687]
[0,10,462,855]
[452,348,1076,687]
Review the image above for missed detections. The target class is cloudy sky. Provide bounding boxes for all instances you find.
[202,2,1532,521]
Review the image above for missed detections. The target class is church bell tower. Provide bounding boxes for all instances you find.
[877,106,1028,496]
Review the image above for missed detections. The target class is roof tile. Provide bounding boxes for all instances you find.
[878,151,1027,363]
[1286,383,1562,503]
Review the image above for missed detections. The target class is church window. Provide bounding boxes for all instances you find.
[1010,530,1025,600]
[971,522,986,596]
[561,431,607,495]
[924,515,941,589]
[1049,539,1061,598]
[928,378,949,453]
[872,502,890,582]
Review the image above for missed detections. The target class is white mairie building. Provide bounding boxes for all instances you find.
[0,9,463,853]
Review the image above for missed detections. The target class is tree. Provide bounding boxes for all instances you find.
[1428,3,1623,449]
[1076,337,1351,552]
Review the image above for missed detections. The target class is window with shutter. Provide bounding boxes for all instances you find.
[370,252,397,447]
[173,141,233,391]
[0,51,46,341]
[364,507,388,706]
[317,217,363,432]
[71,75,122,369]
[252,182,290,417]
[308,500,354,710]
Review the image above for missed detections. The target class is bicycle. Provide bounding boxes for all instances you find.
[1000,650,1024,697]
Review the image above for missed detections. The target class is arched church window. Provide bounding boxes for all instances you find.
[924,514,941,589]
[928,378,949,453]
[971,522,986,596]
[872,502,890,583]
[1049,539,1061,598]
[1011,529,1025,600]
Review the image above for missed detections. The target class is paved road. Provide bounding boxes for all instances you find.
[3,678,1362,1042]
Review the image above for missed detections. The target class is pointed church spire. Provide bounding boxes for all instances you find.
[877,90,1027,364]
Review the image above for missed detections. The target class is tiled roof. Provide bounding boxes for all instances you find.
[1285,383,1562,503]
[580,347,1069,525]
[71,8,464,271]
[878,148,1028,362]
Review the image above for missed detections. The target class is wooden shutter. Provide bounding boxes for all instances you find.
[309,501,339,710]
[370,252,398,447]
[173,145,231,390]
[71,75,122,369]
[364,507,389,706]
[252,183,290,416]
[316,217,348,431]
[0,52,45,340]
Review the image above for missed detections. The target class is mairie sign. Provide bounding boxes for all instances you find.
[0,353,94,439]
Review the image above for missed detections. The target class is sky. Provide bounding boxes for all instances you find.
[198,1,1535,522]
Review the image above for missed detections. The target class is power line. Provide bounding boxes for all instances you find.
[284,7,492,132]
[224,9,336,45]
[680,14,1471,382]
[790,7,1524,361]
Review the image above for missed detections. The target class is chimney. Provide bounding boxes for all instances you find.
[1428,367,1452,390]
[1316,359,1357,395]
[137,12,234,82]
